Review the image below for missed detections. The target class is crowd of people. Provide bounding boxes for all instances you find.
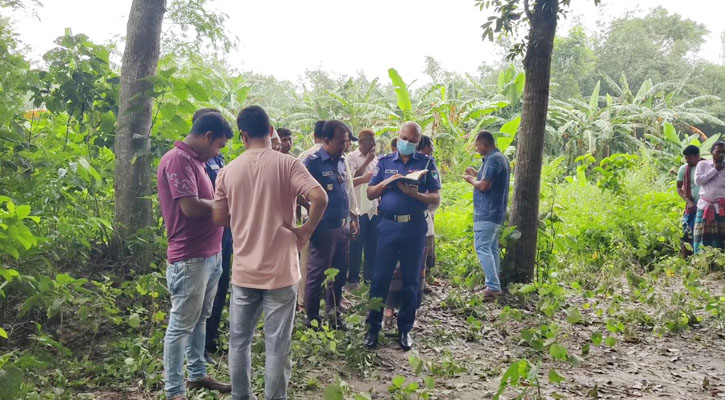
[155,105,511,400]
[677,141,725,256]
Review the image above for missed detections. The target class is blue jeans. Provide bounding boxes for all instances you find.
[474,222,502,291]
[229,285,297,400]
[163,253,222,398]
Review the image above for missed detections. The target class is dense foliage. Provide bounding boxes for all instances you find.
[0,4,724,399]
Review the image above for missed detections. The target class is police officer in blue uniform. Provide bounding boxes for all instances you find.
[303,120,360,330]
[363,122,441,350]
[190,108,234,364]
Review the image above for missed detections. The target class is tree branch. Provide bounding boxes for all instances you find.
[524,0,533,20]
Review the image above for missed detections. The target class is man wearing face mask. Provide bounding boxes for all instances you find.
[363,122,441,351]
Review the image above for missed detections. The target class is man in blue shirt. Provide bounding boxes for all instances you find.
[303,120,359,330]
[363,122,441,351]
[463,130,510,299]
[188,109,236,366]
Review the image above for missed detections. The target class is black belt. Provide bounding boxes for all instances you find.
[381,212,424,223]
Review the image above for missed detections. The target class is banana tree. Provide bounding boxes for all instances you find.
[326,77,391,134]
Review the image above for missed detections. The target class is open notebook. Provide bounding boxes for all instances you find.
[391,169,428,185]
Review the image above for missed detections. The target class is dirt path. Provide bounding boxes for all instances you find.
[295,281,725,399]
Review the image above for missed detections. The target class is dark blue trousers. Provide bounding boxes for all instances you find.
[366,217,426,333]
[205,228,232,353]
[348,214,379,284]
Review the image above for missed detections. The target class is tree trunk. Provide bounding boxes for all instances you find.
[502,0,559,286]
[113,0,166,260]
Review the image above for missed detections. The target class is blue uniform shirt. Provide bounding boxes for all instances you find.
[473,149,510,227]
[205,154,225,189]
[303,148,350,227]
[205,154,233,248]
[370,151,441,215]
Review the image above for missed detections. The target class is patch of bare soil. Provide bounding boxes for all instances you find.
[296,278,725,399]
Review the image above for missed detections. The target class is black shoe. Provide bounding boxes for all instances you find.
[204,351,217,366]
[306,317,321,331]
[398,331,413,351]
[329,314,349,331]
[363,330,379,349]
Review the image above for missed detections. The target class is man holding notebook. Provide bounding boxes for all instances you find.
[363,122,441,351]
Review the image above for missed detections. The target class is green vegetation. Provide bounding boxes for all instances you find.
[1,2,724,399]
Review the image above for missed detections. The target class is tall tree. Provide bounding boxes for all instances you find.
[596,7,708,94]
[114,0,166,249]
[478,0,599,285]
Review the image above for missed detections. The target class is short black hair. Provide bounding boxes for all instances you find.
[278,128,292,138]
[314,120,326,139]
[711,141,725,153]
[192,108,221,123]
[190,112,233,139]
[476,130,495,146]
[237,105,270,138]
[321,120,349,141]
[391,137,397,149]
[417,135,433,151]
[682,145,700,156]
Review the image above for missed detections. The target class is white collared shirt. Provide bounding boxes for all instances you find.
[347,149,379,217]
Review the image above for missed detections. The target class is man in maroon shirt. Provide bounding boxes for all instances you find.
[157,112,233,400]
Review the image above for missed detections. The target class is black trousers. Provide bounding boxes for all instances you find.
[305,226,349,320]
[205,228,232,354]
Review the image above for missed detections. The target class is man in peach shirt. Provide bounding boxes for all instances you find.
[212,106,328,400]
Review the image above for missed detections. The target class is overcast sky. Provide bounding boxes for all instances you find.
[7,0,725,84]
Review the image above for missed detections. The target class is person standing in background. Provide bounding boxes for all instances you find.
[676,145,702,258]
[693,141,725,253]
[302,120,359,329]
[158,112,234,399]
[417,135,438,293]
[463,131,510,300]
[188,108,234,366]
[278,127,293,155]
[348,129,379,285]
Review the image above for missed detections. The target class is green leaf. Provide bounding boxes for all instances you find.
[700,133,722,154]
[236,86,251,106]
[518,283,537,294]
[605,336,617,347]
[592,331,603,345]
[392,375,406,388]
[127,313,141,329]
[424,376,435,389]
[663,122,680,146]
[566,307,583,325]
[15,205,30,219]
[549,343,568,361]
[548,368,565,384]
[499,116,521,136]
[589,80,601,111]
[322,383,343,400]
[388,68,412,117]
[0,328,6,339]
[186,80,210,102]
[354,393,372,400]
